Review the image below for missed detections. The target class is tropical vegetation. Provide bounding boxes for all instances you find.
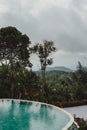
[0,26,87,105]
[0,26,87,130]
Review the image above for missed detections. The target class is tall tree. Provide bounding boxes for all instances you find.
[32,40,56,97]
[0,26,32,98]
[76,61,87,84]
[0,26,31,68]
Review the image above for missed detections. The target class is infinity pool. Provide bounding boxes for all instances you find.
[0,99,74,130]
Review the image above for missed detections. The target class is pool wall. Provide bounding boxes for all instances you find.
[0,99,78,130]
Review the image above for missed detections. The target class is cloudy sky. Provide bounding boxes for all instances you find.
[0,0,87,70]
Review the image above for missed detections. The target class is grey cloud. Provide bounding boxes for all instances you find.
[0,0,87,68]
[36,3,87,53]
[71,0,87,9]
[0,0,87,53]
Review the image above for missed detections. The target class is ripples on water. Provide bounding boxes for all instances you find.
[0,100,70,130]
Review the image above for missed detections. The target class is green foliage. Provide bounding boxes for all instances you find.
[32,40,56,72]
[75,118,87,130]
[0,26,31,67]
[0,64,39,99]
[0,26,87,105]
[44,62,87,103]
[76,61,87,84]
[32,40,56,98]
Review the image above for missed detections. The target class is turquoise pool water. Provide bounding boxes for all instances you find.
[0,100,71,130]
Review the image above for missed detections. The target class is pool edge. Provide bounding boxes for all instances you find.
[0,99,75,130]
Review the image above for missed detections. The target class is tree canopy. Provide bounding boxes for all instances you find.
[32,40,56,76]
[0,26,31,67]
[32,40,56,98]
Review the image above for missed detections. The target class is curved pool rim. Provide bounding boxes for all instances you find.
[0,99,74,130]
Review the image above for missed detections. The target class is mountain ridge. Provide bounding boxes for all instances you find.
[35,66,73,74]
[46,66,73,72]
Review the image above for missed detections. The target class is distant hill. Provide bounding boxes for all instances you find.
[35,66,73,75]
[46,66,73,73]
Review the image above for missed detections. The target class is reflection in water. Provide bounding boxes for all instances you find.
[0,100,70,130]
[0,100,11,114]
[28,102,41,114]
